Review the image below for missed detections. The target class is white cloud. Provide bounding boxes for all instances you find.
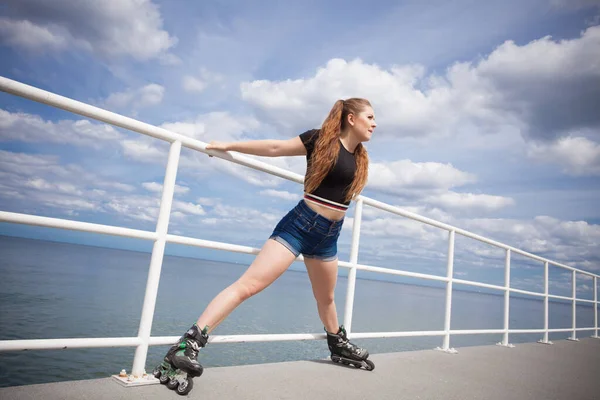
[0,150,137,215]
[105,196,159,222]
[0,18,70,52]
[424,192,515,213]
[460,215,600,270]
[0,109,123,149]
[368,160,476,194]
[0,150,212,223]
[241,26,600,144]
[143,182,190,194]
[120,138,168,163]
[206,158,283,188]
[173,201,206,216]
[104,84,165,110]
[161,111,261,143]
[550,0,600,10]
[182,76,207,93]
[528,136,600,176]
[260,189,300,201]
[24,178,83,196]
[182,68,225,93]
[2,0,177,60]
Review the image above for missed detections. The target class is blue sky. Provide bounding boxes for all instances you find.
[0,0,599,301]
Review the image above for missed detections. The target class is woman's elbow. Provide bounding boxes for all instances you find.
[268,142,283,157]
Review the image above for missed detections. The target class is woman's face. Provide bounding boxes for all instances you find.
[349,106,377,142]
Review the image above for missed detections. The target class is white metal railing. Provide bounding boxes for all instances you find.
[0,77,598,378]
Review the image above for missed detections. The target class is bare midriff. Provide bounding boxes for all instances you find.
[303,199,346,221]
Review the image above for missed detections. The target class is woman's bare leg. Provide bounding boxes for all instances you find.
[196,239,297,334]
[304,257,340,333]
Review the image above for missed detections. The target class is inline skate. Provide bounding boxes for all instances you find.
[327,325,374,371]
[153,324,209,395]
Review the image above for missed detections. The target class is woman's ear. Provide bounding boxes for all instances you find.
[347,113,355,127]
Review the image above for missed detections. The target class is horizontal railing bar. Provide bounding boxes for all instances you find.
[544,328,596,332]
[166,234,262,256]
[0,211,157,240]
[338,261,449,282]
[350,331,447,339]
[0,337,141,351]
[510,288,545,298]
[453,279,505,291]
[152,334,326,345]
[5,325,600,352]
[576,298,596,304]
[548,294,574,301]
[449,329,505,335]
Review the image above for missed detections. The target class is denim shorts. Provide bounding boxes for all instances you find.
[269,200,344,261]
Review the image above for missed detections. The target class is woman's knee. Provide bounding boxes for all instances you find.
[234,279,262,301]
[314,290,335,306]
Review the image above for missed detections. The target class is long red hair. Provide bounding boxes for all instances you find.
[304,98,371,202]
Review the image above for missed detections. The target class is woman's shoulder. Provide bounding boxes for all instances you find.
[299,128,319,140]
[299,129,320,147]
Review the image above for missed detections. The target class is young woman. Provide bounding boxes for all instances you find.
[155,98,377,394]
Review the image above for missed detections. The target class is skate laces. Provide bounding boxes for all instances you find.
[183,338,201,359]
[343,339,363,355]
[337,330,364,356]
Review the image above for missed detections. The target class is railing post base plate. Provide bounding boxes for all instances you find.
[112,371,159,387]
[434,346,458,354]
[591,335,599,339]
[537,339,553,345]
[496,342,515,348]
[566,337,579,342]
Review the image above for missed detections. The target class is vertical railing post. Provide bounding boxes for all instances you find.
[538,261,552,344]
[567,270,579,341]
[343,198,363,335]
[497,249,514,347]
[131,141,182,377]
[593,276,599,339]
[437,230,456,353]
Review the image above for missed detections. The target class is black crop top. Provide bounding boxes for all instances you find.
[299,129,356,211]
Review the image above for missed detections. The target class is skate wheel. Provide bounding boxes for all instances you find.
[353,363,361,369]
[159,373,170,384]
[176,378,193,396]
[152,367,161,379]
[364,359,375,371]
[331,355,341,363]
[166,378,179,390]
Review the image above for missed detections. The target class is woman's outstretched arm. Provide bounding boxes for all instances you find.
[206,137,306,157]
